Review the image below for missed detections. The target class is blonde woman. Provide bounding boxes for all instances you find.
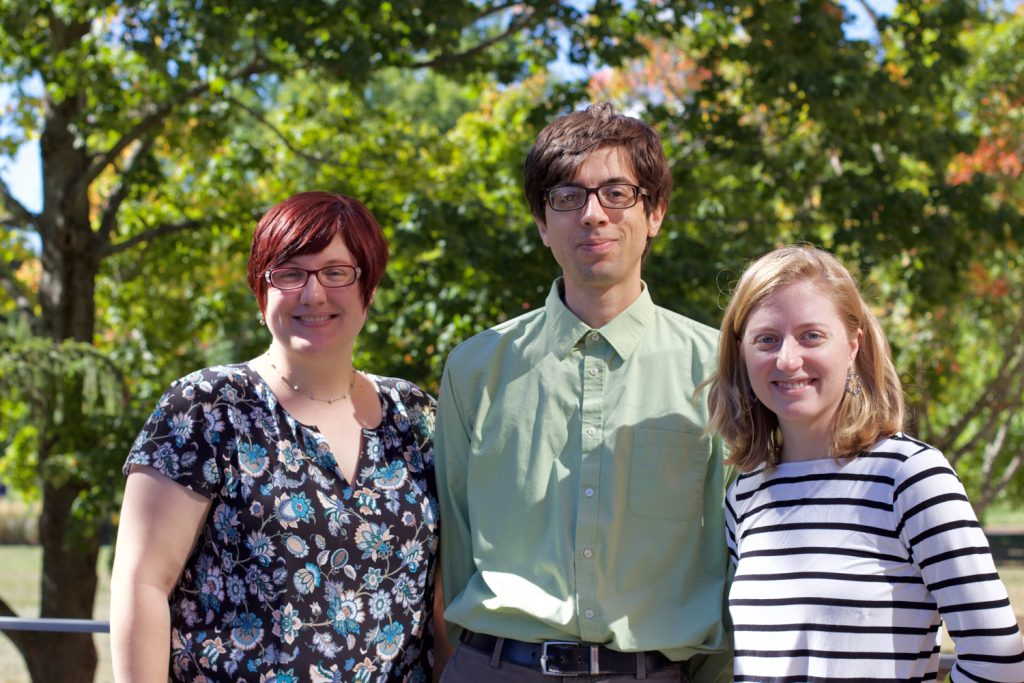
[707,245,1024,681]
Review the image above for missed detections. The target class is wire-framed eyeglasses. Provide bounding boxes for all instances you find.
[545,184,648,212]
[264,265,362,290]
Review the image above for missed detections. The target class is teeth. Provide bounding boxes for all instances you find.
[299,315,331,322]
[776,380,810,390]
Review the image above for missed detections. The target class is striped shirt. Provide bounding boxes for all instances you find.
[725,432,1024,682]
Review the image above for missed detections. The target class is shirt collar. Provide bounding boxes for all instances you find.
[544,278,655,360]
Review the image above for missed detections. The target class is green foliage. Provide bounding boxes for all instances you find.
[0,321,129,534]
[583,1,1022,327]
[366,76,558,389]
[885,247,1024,510]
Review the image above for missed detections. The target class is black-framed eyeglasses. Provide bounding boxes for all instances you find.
[545,184,648,212]
[264,265,362,290]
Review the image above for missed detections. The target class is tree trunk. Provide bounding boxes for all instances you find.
[8,73,107,682]
[17,477,101,683]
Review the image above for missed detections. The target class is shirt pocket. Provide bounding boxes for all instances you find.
[628,428,710,520]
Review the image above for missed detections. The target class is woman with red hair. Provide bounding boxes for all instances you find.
[111,192,442,682]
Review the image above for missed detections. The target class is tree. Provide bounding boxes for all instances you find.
[898,5,1024,517]
[0,1,690,680]
[884,250,1024,516]
[587,0,1024,513]
[4,3,1023,680]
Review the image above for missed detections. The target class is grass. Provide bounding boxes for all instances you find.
[0,545,113,683]
[983,501,1024,532]
[999,565,1024,623]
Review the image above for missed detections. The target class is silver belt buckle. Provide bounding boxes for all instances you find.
[539,641,600,676]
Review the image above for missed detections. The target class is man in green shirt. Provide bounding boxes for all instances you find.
[435,103,732,682]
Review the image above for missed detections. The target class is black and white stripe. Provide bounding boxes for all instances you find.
[726,433,1024,682]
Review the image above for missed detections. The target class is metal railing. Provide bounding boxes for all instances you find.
[0,617,109,633]
[939,653,955,679]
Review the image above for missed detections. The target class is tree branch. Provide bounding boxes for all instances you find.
[852,0,880,30]
[83,58,273,189]
[979,421,1008,501]
[935,305,1024,455]
[905,361,930,440]
[225,96,328,167]
[942,352,1024,464]
[409,8,538,69]
[0,177,38,229]
[101,218,204,257]
[95,136,156,248]
[473,1,524,21]
[0,260,39,331]
[989,452,1023,511]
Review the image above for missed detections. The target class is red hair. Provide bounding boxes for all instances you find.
[247,191,388,311]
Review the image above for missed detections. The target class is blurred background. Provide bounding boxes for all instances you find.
[2,0,1023,680]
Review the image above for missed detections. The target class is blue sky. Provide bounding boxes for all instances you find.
[0,0,906,218]
[843,0,897,39]
[0,85,42,214]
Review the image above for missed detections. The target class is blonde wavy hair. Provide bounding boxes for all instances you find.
[706,245,904,472]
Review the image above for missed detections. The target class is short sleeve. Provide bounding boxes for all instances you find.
[124,368,233,498]
[379,377,436,456]
[401,380,437,466]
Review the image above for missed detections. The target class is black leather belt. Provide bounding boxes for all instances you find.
[459,629,677,677]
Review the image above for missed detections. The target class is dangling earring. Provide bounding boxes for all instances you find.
[258,311,266,326]
[845,368,863,396]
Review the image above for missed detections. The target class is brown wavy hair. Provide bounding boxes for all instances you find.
[706,245,904,471]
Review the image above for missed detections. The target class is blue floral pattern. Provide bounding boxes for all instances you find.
[124,364,438,682]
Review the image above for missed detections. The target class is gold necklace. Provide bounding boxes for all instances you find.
[266,355,356,404]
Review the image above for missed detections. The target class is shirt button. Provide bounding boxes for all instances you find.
[589,332,599,342]
[586,426,596,436]
[583,548,593,558]
[588,367,598,376]
[585,488,594,497]
[584,609,595,619]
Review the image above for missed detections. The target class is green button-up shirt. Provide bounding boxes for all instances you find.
[436,280,732,681]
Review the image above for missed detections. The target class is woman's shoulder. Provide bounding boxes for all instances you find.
[726,463,771,502]
[861,432,946,464]
[159,363,259,402]
[366,373,436,410]
[859,432,954,481]
[127,363,259,485]
[169,362,255,388]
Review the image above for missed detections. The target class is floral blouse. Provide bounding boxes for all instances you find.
[124,364,438,683]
